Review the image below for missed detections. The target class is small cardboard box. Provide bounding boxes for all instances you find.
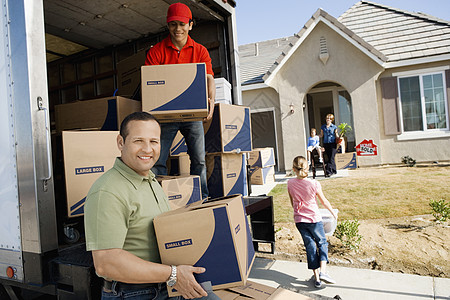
[204,103,252,153]
[216,281,313,299]
[215,77,232,105]
[141,63,208,122]
[116,50,146,97]
[153,194,255,296]
[248,148,275,169]
[170,131,188,156]
[335,152,357,169]
[206,153,248,199]
[62,131,119,217]
[55,96,141,134]
[157,175,202,210]
[249,165,275,185]
[167,154,191,176]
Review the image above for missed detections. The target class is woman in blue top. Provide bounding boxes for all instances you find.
[319,114,339,177]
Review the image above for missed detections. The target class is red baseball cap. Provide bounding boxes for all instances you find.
[167,3,192,24]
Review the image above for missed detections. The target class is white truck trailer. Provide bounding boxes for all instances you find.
[0,0,240,298]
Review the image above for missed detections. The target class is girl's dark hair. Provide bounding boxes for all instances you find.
[120,112,159,141]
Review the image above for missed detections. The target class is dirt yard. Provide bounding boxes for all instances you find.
[261,215,450,278]
[257,166,450,278]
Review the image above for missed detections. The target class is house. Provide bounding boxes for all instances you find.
[239,0,450,172]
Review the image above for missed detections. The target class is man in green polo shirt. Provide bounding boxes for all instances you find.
[84,112,219,299]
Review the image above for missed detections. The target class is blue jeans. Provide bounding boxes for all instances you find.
[152,121,209,200]
[296,222,329,270]
[101,282,221,300]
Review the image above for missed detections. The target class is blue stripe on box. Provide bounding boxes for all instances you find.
[228,155,248,197]
[204,108,221,153]
[187,177,202,205]
[100,99,118,130]
[224,108,251,152]
[207,156,224,199]
[152,64,207,111]
[194,207,241,285]
[170,137,188,155]
[70,197,85,216]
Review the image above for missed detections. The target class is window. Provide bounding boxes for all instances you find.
[398,72,448,132]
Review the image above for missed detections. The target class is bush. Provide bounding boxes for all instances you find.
[401,155,416,167]
[334,219,362,250]
[429,199,450,222]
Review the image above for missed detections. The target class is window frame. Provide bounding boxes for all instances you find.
[396,70,449,140]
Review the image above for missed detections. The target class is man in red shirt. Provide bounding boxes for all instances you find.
[145,2,215,200]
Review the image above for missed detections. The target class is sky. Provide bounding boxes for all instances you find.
[235,0,450,45]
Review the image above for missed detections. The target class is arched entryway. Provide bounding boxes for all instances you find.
[304,82,355,151]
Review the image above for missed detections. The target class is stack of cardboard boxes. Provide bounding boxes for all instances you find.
[248,148,276,185]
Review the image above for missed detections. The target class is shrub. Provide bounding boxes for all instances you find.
[401,155,416,167]
[334,219,362,250]
[429,199,450,222]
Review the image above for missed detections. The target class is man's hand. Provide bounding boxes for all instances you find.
[172,265,208,299]
[204,97,215,122]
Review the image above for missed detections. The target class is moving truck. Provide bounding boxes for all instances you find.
[0,0,240,298]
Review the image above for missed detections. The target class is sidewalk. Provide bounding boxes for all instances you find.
[248,257,450,300]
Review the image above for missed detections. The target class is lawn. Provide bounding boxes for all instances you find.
[269,166,450,223]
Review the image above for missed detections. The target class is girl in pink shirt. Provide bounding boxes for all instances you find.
[287,156,338,288]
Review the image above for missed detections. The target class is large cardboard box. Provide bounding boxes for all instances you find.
[206,153,248,199]
[167,154,190,176]
[335,152,357,169]
[141,63,208,122]
[62,131,119,217]
[157,175,202,210]
[249,165,275,185]
[215,77,232,104]
[170,131,188,156]
[116,50,146,98]
[248,148,275,169]
[55,96,140,133]
[153,195,255,296]
[204,103,252,153]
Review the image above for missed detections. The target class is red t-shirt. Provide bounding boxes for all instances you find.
[145,35,214,76]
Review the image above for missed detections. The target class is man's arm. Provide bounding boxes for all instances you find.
[205,74,216,121]
[92,248,208,298]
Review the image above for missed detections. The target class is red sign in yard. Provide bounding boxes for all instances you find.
[356,139,378,156]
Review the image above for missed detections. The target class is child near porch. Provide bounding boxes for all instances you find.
[307,128,323,165]
[288,156,338,288]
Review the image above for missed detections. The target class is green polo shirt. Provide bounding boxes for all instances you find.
[85,158,170,263]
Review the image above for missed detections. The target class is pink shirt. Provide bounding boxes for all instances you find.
[287,177,323,223]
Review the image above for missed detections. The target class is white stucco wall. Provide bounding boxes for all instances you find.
[269,22,384,170]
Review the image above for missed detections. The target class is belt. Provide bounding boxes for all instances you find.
[103,280,159,293]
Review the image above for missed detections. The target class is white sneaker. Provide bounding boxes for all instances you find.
[319,157,323,163]
[319,272,336,284]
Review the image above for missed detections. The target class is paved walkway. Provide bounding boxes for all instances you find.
[249,257,450,300]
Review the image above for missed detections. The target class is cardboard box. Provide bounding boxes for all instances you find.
[206,153,248,199]
[204,103,252,153]
[141,63,208,122]
[170,131,188,156]
[215,77,232,104]
[216,281,313,299]
[335,152,357,169]
[55,96,141,133]
[167,154,191,176]
[153,194,255,296]
[248,148,275,169]
[62,131,120,217]
[249,165,275,185]
[157,175,202,210]
[116,50,146,98]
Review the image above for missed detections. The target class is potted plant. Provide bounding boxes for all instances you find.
[337,123,352,153]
